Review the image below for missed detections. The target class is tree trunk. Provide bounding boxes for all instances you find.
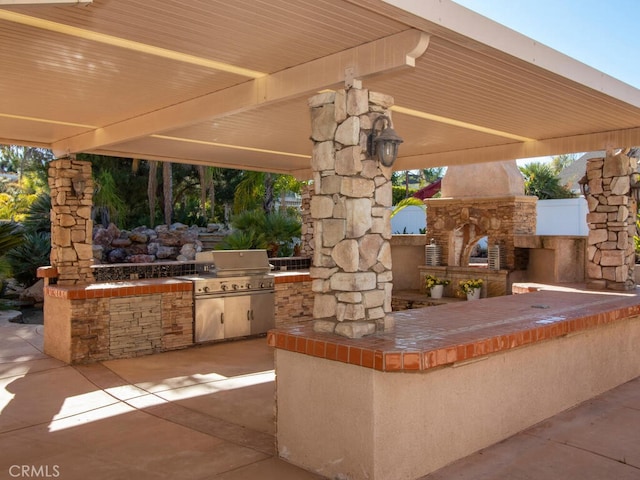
[147,161,158,227]
[162,162,173,225]
[263,173,275,213]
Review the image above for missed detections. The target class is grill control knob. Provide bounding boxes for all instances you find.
[221,284,227,291]
[232,284,239,290]
[203,286,210,293]
[246,283,251,289]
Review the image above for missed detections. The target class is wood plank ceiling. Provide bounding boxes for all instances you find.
[0,0,639,178]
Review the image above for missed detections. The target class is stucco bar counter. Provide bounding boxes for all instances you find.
[268,286,640,480]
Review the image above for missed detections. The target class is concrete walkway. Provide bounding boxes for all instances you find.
[0,312,638,479]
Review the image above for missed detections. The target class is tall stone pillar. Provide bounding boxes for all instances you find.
[308,87,394,338]
[299,182,314,258]
[48,157,95,285]
[585,152,636,290]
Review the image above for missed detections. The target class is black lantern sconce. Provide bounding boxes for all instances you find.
[630,171,640,203]
[578,174,589,199]
[366,115,403,167]
[72,174,86,200]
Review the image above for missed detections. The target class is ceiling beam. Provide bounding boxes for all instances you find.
[52,28,430,157]
[394,126,640,169]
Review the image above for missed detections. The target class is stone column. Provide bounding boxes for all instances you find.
[308,87,394,338]
[299,182,314,258]
[48,157,95,285]
[585,152,636,290]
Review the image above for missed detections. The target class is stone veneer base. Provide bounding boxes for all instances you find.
[270,288,640,479]
[43,272,313,364]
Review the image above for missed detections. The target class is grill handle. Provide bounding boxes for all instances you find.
[221,313,224,324]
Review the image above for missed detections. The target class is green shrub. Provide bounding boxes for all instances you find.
[5,232,50,286]
[217,210,300,257]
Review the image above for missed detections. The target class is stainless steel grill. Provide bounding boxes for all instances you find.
[183,250,275,343]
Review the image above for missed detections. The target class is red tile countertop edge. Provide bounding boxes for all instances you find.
[268,288,640,373]
[274,271,311,284]
[45,278,193,299]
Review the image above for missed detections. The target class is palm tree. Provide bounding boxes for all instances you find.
[519,162,574,199]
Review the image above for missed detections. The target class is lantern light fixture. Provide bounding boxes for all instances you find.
[578,174,589,199]
[367,115,403,167]
[630,171,640,202]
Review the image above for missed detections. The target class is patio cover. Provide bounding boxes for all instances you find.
[1,0,639,179]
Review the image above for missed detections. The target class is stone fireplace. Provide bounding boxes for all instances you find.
[422,161,537,297]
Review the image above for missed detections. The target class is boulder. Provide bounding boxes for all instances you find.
[19,279,44,304]
[108,248,127,263]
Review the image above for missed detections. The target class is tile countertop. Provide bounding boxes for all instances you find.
[268,286,640,372]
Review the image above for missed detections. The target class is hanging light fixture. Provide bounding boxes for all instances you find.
[578,174,589,199]
[366,115,403,167]
[630,171,640,202]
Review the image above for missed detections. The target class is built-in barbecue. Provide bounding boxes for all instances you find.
[182,250,275,343]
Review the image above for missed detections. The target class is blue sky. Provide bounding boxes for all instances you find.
[452,1,640,165]
[453,0,640,89]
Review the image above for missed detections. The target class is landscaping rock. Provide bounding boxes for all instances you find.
[19,279,44,304]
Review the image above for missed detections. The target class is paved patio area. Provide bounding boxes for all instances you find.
[1,301,639,479]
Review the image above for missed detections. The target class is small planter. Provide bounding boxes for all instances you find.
[430,284,444,299]
[466,288,481,301]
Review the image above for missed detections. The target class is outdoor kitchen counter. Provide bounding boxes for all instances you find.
[273,286,640,480]
[268,285,640,372]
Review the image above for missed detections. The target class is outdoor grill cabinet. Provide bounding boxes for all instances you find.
[194,290,275,342]
[188,249,276,343]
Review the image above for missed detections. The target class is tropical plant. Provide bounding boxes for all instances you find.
[0,222,23,257]
[93,169,128,227]
[217,231,266,251]
[549,154,577,174]
[22,193,51,233]
[5,231,50,286]
[392,185,419,205]
[519,162,574,199]
[218,209,301,257]
[391,197,425,218]
[233,171,304,215]
[459,278,484,294]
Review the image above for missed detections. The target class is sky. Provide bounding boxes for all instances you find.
[452,0,640,165]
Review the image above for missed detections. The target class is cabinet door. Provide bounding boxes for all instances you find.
[223,295,252,339]
[194,297,224,342]
[249,292,275,335]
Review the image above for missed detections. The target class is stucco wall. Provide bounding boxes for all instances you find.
[390,235,425,290]
[276,315,640,479]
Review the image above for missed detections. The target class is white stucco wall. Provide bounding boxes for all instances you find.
[536,198,589,236]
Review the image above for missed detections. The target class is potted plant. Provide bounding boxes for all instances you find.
[424,274,449,299]
[459,278,483,300]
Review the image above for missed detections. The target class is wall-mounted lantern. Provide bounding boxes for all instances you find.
[367,115,403,167]
[578,174,589,199]
[72,175,86,199]
[630,172,640,202]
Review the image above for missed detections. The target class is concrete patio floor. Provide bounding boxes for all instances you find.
[1,309,639,479]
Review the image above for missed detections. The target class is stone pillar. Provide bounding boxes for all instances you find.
[48,157,95,285]
[585,152,636,290]
[308,87,394,338]
[299,182,314,258]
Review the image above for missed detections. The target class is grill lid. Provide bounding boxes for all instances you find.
[195,249,271,277]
